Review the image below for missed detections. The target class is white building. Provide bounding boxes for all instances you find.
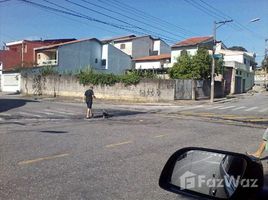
[133,54,171,70]
[102,35,171,59]
[219,49,256,94]
[170,36,255,94]
[171,36,214,65]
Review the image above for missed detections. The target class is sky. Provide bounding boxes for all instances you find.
[0,0,267,64]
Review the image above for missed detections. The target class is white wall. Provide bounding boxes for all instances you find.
[135,61,161,69]
[105,44,132,74]
[135,60,170,69]
[171,47,198,65]
[153,40,160,54]
[114,41,132,56]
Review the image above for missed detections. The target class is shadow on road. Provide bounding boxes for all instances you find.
[40,130,68,134]
[0,98,38,112]
[92,109,144,119]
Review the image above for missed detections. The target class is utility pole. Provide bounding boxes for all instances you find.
[210,20,233,103]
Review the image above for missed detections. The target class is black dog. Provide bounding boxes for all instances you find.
[102,110,112,119]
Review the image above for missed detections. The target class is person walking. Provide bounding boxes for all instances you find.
[84,86,96,119]
[247,128,268,158]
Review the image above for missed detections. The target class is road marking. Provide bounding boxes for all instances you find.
[206,106,224,110]
[182,105,204,110]
[245,107,258,112]
[232,106,246,111]
[18,111,42,118]
[105,141,132,148]
[154,134,168,138]
[18,153,69,165]
[44,109,74,115]
[219,106,236,110]
[259,108,268,113]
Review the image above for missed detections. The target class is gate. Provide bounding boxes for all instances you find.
[175,79,192,100]
[1,73,21,92]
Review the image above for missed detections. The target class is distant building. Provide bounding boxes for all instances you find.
[102,35,171,59]
[35,38,132,74]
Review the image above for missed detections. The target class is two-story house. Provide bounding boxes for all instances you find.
[219,49,256,94]
[35,38,132,74]
[170,36,255,94]
[102,35,170,58]
[0,38,75,92]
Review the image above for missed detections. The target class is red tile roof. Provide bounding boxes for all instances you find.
[34,38,100,51]
[172,36,213,48]
[133,54,171,62]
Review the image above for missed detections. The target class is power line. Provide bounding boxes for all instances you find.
[79,0,187,40]
[101,0,198,37]
[19,0,159,40]
[64,0,178,43]
[197,0,266,39]
[41,0,122,35]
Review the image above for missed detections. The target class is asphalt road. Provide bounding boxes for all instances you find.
[0,93,268,200]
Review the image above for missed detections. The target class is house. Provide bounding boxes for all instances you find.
[0,38,75,92]
[35,38,132,74]
[133,54,171,71]
[219,49,256,94]
[0,39,76,71]
[171,36,255,94]
[171,36,214,65]
[102,35,171,59]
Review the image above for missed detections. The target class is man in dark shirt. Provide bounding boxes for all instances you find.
[84,86,96,119]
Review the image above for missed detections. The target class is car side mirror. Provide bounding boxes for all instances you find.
[159,147,263,200]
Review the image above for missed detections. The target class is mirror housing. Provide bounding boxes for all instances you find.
[159,147,263,200]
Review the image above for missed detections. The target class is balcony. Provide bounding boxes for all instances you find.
[38,59,58,66]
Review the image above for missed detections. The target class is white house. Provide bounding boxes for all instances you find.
[171,36,214,65]
[133,54,171,70]
[170,35,256,94]
[35,38,132,74]
[218,49,256,94]
[102,35,171,59]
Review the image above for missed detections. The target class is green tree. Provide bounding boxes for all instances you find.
[169,50,193,79]
[169,48,223,79]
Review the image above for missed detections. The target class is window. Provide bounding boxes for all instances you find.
[24,44,27,53]
[95,58,98,63]
[101,59,106,66]
[152,50,158,55]
[120,43,125,49]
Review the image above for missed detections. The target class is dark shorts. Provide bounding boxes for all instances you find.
[86,101,93,109]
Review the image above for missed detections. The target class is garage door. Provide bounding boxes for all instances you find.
[1,73,21,92]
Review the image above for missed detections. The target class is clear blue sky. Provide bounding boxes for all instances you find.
[0,0,267,64]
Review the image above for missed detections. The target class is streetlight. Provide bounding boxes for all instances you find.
[210,20,233,103]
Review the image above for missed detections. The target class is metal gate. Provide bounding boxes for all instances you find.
[175,79,192,100]
[235,76,242,94]
[1,73,21,92]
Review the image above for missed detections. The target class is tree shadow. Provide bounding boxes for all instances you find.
[0,99,38,112]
